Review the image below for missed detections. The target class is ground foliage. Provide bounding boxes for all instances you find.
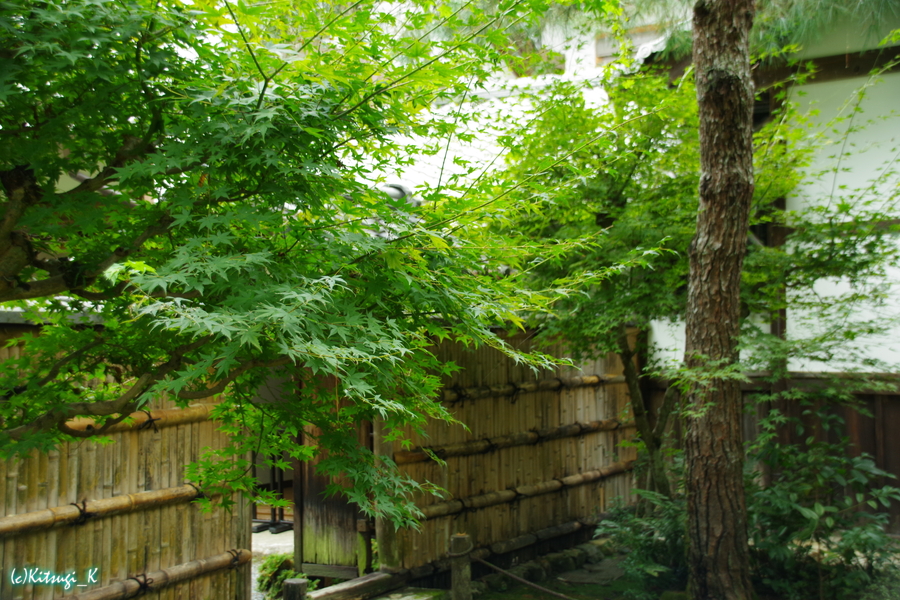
[597,402,900,600]
[256,552,319,600]
[0,0,637,524]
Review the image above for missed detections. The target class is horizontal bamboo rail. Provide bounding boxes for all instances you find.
[70,549,251,600]
[442,375,625,402]
[420,460,635,520]
[394,419,634,465]
[64,403,217,433]
[488,521,583,555]
[0,484,202,537]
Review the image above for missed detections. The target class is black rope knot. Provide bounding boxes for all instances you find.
[506,381,521,404]
[128,573,154,594]
[449,384,467,405]
[227,549,242,568]
[70,499,97,526]
[187,482,208,500]
[137,410,161,433]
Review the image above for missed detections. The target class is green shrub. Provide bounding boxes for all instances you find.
[595,491,688,600]
[256,553,318,600]
[746,403,900,600]
[596,401,900,600]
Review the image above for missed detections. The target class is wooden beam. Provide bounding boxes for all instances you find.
[65,403,217,433]
[754,48,900,90]
[69,549,250,600]
[307,571,408,600]
[301,564,361,580]
[0,484,203,537]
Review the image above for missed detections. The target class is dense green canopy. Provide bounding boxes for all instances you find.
[0,0,574,522]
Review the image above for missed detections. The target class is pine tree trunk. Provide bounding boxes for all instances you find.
[684,1,756,599]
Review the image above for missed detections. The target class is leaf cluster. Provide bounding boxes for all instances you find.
[0,0,574,524]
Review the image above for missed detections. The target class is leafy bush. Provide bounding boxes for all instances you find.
[595,491,688,599]
[746,402,900,600]
[256,554,318,600]
[596,401,900,600]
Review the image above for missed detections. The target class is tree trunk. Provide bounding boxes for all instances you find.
[684,1,756,599]
[616,324,671,498]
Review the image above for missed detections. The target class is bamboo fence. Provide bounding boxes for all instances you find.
[374,331,638,571]
[0,326,252,600]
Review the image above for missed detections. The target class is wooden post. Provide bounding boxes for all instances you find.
[450,533,471,600]
[284,578,309,600]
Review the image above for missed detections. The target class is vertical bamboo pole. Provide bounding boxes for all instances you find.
[284,578,309,600]
[450,533,471,600]
[372,418,402,573]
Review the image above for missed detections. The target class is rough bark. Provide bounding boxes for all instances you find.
[684,1,756,600]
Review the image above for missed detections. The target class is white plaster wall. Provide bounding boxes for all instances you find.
[783,71,900,372]
[648,72,900,371]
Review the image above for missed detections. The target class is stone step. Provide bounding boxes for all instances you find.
[372,587,448,600]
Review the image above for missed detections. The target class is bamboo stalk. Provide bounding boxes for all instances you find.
[534,521,581,540]
[442,375,626,402]
[419,461,634,520]
[69,549,250,600]
[0,484,203,537]
[394,419,632,465]
[64,404,217,434]
[489,532,537,556]
[515,480,562,498]
[462,490,517,510]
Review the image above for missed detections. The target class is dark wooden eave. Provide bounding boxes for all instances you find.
[648,47,900,89]
[754,47,900,89]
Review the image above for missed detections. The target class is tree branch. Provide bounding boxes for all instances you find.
[0,166,42,256]
[60,166,118,197]
[176,357,292,400]
[4,334,215,440]
[0,215,173,302]
[652,384,679,441]
[4,373,155,441]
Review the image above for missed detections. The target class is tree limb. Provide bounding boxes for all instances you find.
[0,215,173,302]
[3,335,214,440]
[0,166,42,256]
[652,384,679,441]
[4,373,155,441]
[176,356,292,400]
